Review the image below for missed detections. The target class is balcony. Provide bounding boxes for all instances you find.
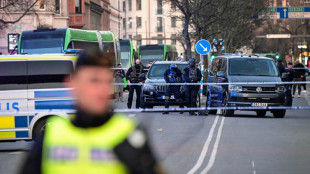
[69,14,85,28]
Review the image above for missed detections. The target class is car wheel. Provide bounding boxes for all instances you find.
[206,92,217,115]
[222,95,234,117]
[33,118,48,142]
[256,110,267,117]
[273,109,286,118]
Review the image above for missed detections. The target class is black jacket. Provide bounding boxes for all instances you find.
[164,68,183,83]
[293,63,306,78]
[126,65,146,83]
[183,66,202,83]
[19,110,161,174]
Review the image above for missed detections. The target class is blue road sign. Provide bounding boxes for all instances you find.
[267,7,310,19]
[195,40,211,55]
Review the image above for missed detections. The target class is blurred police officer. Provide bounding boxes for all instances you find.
[126,59,146,109]
[183,58,202,116]
[163,64,184,114]
[282,62,295,106]
[20,50,162,174]
[114,63,126,102]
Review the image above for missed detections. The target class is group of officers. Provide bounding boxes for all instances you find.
[122,58,202,116]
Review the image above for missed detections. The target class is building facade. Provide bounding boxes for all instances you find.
[0,0,69,55]
[70,0,111,30]
[110,0,122,38]
[122,0,184,55]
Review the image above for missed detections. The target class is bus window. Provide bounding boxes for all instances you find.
[28,60,74,89]
[21,37,64,54]
[72,41,99,52]
[139,47,164,65]
[0,61,27,91]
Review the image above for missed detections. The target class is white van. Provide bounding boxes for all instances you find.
[0,54,76,141]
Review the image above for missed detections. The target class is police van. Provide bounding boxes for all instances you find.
[0,54,76,141]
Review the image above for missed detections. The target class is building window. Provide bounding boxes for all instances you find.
[157,0,162,14]
[157,17,162,32]
[171,34,176,45]
[158,34,163,44]
[39,0,45,9]
[171,17,176,27]
[136,0,141,10]
[123,35,126,38]
[123,1,126,11]
[55,0,60,14]
[277,0,282,7]
[129,35,132,39]
[301,0,310,3]
[123,18,126,29]
[128,17,132,28]
[136,34,142,46]
[171,2,176,11]
[129,0,132,11]
[75,0,82,13]
[136,17,142,28]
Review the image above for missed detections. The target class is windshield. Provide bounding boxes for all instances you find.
[20,37,64,54]
[148,64,188,79]
[229,58,278,76]
[120,44,131,68]
[140,48,164,65]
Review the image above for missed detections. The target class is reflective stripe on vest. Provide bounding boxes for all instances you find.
[42,114,136,174]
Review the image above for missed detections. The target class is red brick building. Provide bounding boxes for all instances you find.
[69,0,111,30]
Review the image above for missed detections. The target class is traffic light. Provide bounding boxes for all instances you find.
[275,54,280,59]
[210,53,216,61]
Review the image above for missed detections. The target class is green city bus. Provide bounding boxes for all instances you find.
[138,44,178,65]
[18,28,120,66]
[119,39,134,69]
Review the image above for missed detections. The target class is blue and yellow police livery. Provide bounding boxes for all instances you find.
[0,54,76,141]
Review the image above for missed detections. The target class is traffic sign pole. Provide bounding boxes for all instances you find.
[195,39,211,100]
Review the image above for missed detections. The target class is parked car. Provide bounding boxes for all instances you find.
[141,61,200,109]
[206,55,286,118]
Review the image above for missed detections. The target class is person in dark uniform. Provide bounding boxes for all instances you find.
[126,59,146,109]
[282,62,294,106]
[19,50,163,174]
[163,64,184,114]
[277,59,285,76]
[183,58,202,116]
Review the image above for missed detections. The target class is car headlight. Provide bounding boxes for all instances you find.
[275,86,285,93]
[143,84,155,91]
[229,85,242,92]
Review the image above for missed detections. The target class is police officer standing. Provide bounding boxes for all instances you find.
[163,64,184,114]
[126,59,146,109]
[20,50,163,174]
[282,62,295,106]
[183,58,202,116]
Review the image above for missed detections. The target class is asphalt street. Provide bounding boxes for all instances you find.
[1,88,310,174]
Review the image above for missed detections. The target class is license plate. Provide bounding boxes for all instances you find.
[251,103,268,107]
[162,95,175,99]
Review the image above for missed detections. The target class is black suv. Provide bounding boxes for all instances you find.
[140,61,189,108]
[206,56,286,118]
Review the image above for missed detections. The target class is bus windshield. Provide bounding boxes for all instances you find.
[229,58,279,76]
[140,47,164,65]
[120,42,131,68]
[21,37,64,54]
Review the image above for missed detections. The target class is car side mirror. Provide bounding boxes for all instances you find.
[216,71,225,78]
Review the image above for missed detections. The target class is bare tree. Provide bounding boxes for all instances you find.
[0,0,40,30]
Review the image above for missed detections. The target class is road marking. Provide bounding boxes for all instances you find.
[9,152,22,155]
[128,114,136,118]
[187,116,219,174]
[200,117,225,174]
[252,161,255,168]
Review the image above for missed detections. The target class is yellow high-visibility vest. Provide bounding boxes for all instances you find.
[42,114,136,174]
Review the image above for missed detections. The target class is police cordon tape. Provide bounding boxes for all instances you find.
[114,81,310,86]
[1,106,310,115]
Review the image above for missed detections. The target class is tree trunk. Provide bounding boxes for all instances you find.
[183,15,192,60]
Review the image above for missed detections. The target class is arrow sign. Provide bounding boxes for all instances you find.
[195,39,211,55]
[283,9,287,18]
